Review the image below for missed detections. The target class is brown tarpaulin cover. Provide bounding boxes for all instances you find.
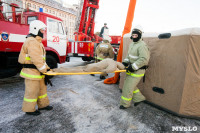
[120,28,200,118]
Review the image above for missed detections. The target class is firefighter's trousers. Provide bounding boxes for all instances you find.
[22,79,49,112]
[120,71,146,108]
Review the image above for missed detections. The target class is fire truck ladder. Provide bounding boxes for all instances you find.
[78,0,100,40]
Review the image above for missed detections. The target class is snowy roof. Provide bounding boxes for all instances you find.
[123,27,200,38]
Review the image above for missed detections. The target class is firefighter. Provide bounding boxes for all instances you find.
[18,20,53,115]
[119,25,150,109]
[94,36,114,79]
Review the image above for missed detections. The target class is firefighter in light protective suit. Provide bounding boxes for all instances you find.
[95,36,114,79]
[119,26,150,109]
[18,20,53,115]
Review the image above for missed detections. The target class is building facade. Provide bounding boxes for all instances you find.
[21,0,77,40]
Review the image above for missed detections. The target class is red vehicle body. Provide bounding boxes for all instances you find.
[66,0,121,61]
[66,0,101,61]
[110,35,121,52]
[0,1,67,78]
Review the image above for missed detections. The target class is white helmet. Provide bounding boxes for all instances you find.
[29,20,47,35]
[133,25,143,34]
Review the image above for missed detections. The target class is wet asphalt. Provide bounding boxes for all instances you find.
[0,57,200,133]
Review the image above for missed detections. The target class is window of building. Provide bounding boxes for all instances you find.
[45,8,48,12]
[33,4,36,9]
[37,6,40,10]
[49,10,51,13]
[27,16,38,25]
[27,3,31,8]
[52,11,55,14]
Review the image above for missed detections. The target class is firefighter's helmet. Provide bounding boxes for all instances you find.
[132,25,143,34]
[29,20,47,35]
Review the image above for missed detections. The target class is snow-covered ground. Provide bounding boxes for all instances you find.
[0,57,199,133]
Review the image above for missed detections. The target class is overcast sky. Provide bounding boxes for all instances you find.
[67,0,200,35]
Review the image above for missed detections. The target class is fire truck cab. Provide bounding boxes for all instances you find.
[0,1,67,78]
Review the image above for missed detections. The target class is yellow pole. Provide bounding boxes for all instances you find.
[44,70,126,76]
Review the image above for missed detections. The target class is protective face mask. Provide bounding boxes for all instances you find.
[37,30,44,38]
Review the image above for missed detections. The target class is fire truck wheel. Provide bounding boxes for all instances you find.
[66,57,70,62]
[46,55,58,69]
[0,68,18,79]
[82,57,92,62]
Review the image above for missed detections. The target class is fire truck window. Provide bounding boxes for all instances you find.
[58,22,64,34]
[48,19,64,34]
[48,19,59,33]
[8,18,13,22]
[27,16,37,25]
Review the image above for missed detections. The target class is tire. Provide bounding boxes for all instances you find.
[0,68,18,79]
[66,56,70,62]
[82,57,92,62]
[46,55,58,69]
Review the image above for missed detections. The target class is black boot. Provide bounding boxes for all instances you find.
[134,102,142,106]
[100,75,106,79]
[26,110,41,116]
[119,105,127,109]
[38,105,53,111]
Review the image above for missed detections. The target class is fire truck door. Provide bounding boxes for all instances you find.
[47,17,66,56]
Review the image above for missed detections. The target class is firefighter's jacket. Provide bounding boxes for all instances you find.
[53,58,125,74]
[95,42,114,61]
[18,36,50,80]
[123,39,150,70]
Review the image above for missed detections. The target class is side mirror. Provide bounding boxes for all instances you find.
[65,27,68,35]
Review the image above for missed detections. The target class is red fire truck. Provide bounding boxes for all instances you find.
[66,0,121,62]
[0,0,67,78]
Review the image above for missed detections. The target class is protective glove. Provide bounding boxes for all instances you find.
[46,69,56,74]
[126,65,134,72]
[44,76,53,86]
[122,62,129,67]
[42,69,53,86]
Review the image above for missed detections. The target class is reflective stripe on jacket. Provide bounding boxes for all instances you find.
[124,40,150,71]
[126,71,144,77]
[18,36,50,80]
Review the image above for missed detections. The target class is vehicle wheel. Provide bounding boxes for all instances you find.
[46,55,58,69]
[82,57,91,62]
[66,56,70,62]
[0,68,18,79]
